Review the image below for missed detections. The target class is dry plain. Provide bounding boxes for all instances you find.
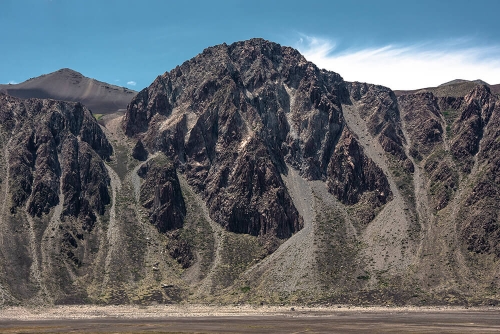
[1,305,500,333]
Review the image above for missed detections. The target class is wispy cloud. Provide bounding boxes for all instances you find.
[295,35,500,90]
[8,80,17,84]
[127,81,137,86]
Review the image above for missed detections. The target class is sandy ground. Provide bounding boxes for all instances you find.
[0,305,499,333]
[0,304,498,320]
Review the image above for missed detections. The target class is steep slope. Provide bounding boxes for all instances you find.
[0,69,137,115]
[397,84,500,304]
[0,94,195,306]
[0,94,112,304]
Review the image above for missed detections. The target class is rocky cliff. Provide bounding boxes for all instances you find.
[0,94,112,303]
[123,39,391,247]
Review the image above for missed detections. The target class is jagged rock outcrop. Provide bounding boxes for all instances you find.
[0,94,113,304]
[451,85,495,173]
[346,81,412,174]
[347,82,402,138]
[132,139,148,161]
[456,86,500,256]
[397,83,500,259]
[166,230,194,269]
[0,95,112,222]
[327,130,390,205]
[123,38,391,240]
[138,154,186,233]
[423,153,458,211]
[398,92,444,158]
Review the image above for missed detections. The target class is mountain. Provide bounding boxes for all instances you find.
[395,78,500,98]
[0,68,137,115]
[0,39,499,306]
[439,79,490,87]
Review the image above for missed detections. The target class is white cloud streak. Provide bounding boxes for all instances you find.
[295,36,500,90]
[127,81,137,86]
[8,80,17,84]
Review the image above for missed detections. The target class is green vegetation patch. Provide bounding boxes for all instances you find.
[240,286,251,293]
[440,109,461,137]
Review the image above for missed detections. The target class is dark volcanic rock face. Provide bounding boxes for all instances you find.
[327,129,391,205]
[397,91,458,212]
[451,85,495,173]
[347,82,402,138]
[456,86,500,256]
[123,38,391,239]
[138,154,186,233]
[346,81,412,170]
[398,92,444,158]
[0,95,112,223]
[398,83,500,257]
[0,94,113,304]
[132,139,148,161]
[167,230,194,269]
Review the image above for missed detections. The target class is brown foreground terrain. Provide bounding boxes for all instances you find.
[1,305,499,333]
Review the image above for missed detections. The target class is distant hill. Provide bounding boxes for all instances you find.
[438,79,490,87]
[395,78,500,97]
[490,83,500,95]
[0,68,137,115]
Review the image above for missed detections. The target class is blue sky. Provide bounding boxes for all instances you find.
[2,0,500,90]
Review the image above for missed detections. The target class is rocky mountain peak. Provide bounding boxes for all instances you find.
[463,84,492,106]
[54,67,84,77]
[122,39,389,246]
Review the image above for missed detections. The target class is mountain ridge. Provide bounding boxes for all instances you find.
[395,78,500,97]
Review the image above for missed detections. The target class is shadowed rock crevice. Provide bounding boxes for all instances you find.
[327,129,392,206]
[138,154,186,233]
[132,140,148,161]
